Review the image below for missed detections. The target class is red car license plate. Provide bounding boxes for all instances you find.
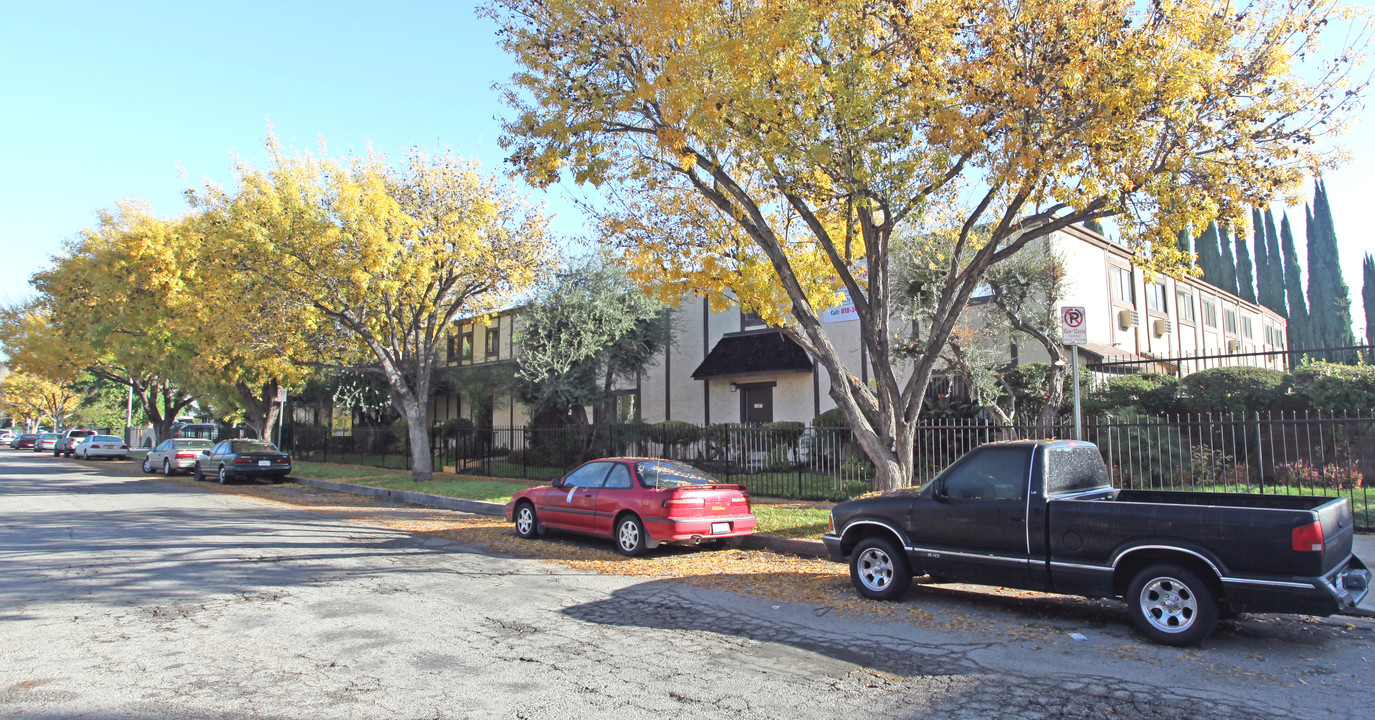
[711,522,730,534]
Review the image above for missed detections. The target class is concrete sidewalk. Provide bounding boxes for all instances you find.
[1352,533,1375,617]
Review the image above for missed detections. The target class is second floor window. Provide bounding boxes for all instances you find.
[1110,265,1134,304]
[485,327,500,359]
[1176,291,1196,322]
[1224,308,1238,335]
[1145,282,1167,313]
[1202,300,1218,329]
[1241,316,1253,339]
[741,308,766,330]
[460,331,474,363]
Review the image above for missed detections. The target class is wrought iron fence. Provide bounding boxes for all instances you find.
[291,410,1374,526]
[1083,343,1372,389]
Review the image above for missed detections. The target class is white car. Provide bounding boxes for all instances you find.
[0,430,14,444]
[142,438,214,475]
[74,434,130,460]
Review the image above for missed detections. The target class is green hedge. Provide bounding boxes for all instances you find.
[1084,373,1180,415]
[1289,361,1375,412]
[1181,366,1288,414]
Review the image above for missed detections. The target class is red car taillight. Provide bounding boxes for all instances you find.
[233,458,253,464]
[663,497,705,509]
[280,455,291,463]
[1292,520,1325,552]
[175,453,198,459]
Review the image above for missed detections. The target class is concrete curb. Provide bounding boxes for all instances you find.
[289,475,829,558]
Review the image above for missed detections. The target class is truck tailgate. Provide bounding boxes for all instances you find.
[1313,497,1356,571]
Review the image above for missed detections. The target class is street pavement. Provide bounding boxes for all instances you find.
[4,450,1375,720]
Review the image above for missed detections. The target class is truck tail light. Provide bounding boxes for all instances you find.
[1292,521,1325,553]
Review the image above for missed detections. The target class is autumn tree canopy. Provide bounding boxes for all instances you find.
[487,0,1368,490]
[196,140,554,482]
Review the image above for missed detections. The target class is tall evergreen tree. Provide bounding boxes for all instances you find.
[1250,208,1268,301]
[1260,208,1287,316]
[1218,223,1239,296]
[1236,220,1256,303]
[1083,219,1105,236]
[1306,180,1356,355]
[1196,221,1223,289]
[1363,253,1375,349]
[1281,212,1308,351]
[1176,228,1192,257]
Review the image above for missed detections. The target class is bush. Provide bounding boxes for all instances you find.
[1181,366,1288,415]
[1084,373,1180,415]
[840,457,874,478]
[1289,361,1375,412]
[761,421,806,449]
[1003,362,1072,419]
[1273,459,1363,490]
[812,408,849,428]
[1187,445,1248,486]
[648,420,702,448]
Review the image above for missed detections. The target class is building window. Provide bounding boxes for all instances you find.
[1110,265,1134,304]
[1241,316,1253,339]
[1223,308,1238,335]
[1176,291,1195,323]
[1202,300,1218,329]
[485,326,500,359]
[446,334,456,364]
[1145,281,1167,313]
[460,331,474,363]
[741,308,766,330]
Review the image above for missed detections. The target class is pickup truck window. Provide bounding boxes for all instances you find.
[942,447,1030,500]
[1044,446,1111,495]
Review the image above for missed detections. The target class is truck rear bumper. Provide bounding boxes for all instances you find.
[1222,554,1369,617]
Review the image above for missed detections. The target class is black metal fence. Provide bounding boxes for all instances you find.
[1084,343,1372,386]
[291,409,1373,526]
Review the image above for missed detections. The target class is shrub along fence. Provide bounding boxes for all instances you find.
[291,409,1374,527]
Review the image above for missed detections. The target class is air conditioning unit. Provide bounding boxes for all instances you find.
[1152,318,1172,337]
[1117,309,1139,330]
[1227,339,1240,353]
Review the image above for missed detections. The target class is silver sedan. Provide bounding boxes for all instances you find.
[142,438,215,475]
[73,435,130,460]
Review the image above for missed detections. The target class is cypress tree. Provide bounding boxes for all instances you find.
[1251,208,1269,302]
[1218,223,1239,296]
[1176,228,1192,256]
[1084,219,1105,236]
[1306,180,1356,356]
[1363,253,1375,349]
[1196,222,1223,289]
[1261,208,1286,316]
[1281,212,1309,351]
[1236,220,1256,303]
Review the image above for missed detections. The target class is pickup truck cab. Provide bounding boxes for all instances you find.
[824,439,1370,645]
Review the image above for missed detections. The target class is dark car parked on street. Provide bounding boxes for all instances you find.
[824,439,1369,646]
[10,434,39,449]
[192,440,291,485]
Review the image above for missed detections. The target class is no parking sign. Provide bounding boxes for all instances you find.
[1061,306,1087,345]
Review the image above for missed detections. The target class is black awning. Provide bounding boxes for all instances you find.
[691,330,813,380]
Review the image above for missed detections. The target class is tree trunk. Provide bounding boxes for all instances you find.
[402,400,433,482]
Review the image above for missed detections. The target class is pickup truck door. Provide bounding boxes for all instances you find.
[906,446,1037,589]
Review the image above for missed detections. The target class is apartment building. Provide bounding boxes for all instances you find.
[427,225,1287,428]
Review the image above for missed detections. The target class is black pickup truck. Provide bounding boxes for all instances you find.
[823,439,1370,645]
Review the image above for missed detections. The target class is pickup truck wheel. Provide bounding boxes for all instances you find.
[1127,564,1218,647]
[850,537,913,601]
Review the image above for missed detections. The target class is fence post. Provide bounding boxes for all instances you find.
[1255,411,1264,494]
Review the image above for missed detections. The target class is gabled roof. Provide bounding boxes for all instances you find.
[691,330,813,380]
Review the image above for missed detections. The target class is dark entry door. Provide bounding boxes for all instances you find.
[740,383,774,424]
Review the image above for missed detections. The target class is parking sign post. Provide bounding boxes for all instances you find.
[1060,307,1087,440]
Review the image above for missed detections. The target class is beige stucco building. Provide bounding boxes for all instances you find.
[428,226,1287,428]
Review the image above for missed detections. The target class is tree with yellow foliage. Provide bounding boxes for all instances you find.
[0,371,84,432]
[195,140,553,482]
[487,0,1368,490]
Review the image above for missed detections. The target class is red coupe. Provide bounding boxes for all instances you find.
[506,458,758,556]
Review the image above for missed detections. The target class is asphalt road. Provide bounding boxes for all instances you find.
[3,450,1375,720]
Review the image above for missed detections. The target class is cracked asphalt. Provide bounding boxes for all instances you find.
[3,450,1375,719]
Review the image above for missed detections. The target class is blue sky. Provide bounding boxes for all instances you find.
[2,1,1372,335]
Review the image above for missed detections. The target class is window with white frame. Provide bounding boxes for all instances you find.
[1110,265,1134,304]
[1145,281,1167,313]
[1202,300,1218,329]
[1176,290,1196,323]
[1224,308,1238,335]
[1241,316,1253,339]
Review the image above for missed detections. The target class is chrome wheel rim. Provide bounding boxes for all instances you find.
[218,467,227,484]
[163,460,171,476]
[142,459,151,473]
[618,520,640,551]
[1140,576,1198,634]
[516,507,534,535]
[857,547,895,592]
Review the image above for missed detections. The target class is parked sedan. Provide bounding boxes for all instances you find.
[192,440,292,484]
[34,433,61,452]
[73,435,130,460]
[11,434,39,449]
[505,458,758,556]
[143,438,214,475]
[55,429,97,457]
